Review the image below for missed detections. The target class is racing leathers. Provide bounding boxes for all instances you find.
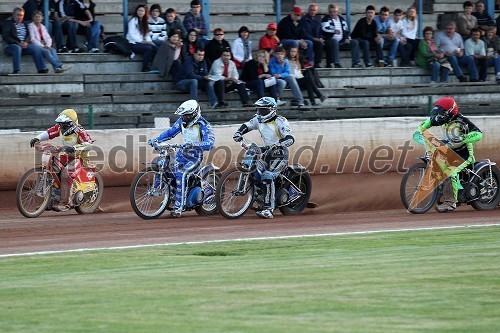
[154,116,215,212]
[235,114,295,213]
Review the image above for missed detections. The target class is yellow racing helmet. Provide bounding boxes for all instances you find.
[55,109,79,125]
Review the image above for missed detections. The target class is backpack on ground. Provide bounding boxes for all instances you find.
[103,35,133,57]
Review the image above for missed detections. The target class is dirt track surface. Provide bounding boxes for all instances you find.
[1,173,498,256]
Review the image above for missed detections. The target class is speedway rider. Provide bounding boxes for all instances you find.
[413,97,482,212]
[233,97,295,219]
[29,109,93,212]
[149,100,215,218]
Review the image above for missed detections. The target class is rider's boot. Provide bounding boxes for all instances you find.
[435,201,456,212]
[53,202,70,212]
[435,178,456,212]
[170,209,182,218]
[256,208,274,219]
[256,179,275,219]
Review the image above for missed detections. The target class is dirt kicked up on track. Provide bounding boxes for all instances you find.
[1,173,498,256]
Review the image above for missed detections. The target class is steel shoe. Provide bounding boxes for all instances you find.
[435,201,456,213]
[256,209,274,219]
[170,209,182,218]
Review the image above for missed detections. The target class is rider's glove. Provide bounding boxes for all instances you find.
[413,131,424,145]
[63,146,76,154]
[233,131,243,142]
[148,138,158,147]
[182,142,193,149]
[30,138,39,148]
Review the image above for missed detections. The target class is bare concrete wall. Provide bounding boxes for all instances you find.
[1,117,498,190]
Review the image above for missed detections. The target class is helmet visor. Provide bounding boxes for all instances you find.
[256,107,271,117]
[59,122,75,135]
[181,113,195,126]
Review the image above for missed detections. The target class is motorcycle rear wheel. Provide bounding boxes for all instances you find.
[75,173,104,214]
[216,168,254,219]
[279,171,312,216]
[130,169,170,219]
[471,165,500,210]
[400,162,438,214]
[16,167,51,218]
[195,169,221,216]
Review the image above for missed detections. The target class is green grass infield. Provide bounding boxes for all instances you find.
[1,226,499,332]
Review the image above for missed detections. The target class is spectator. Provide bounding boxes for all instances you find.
[259,23,280,54]
[277,7,314,66]
[164,8,187,39]
[208,48,253,108]
[465,27,500,81]
[497,15,500,37]
[269,46,305,106]
[172,48,217,107]
[231,26,253,70]
[28,10,71,73]
[321,3,362,68]
[457,1,478,39]
[435,21,479,82]
[56,0,97,53]
[76,0,101,53]
[204,27,230,65]
[398,6,419,66]
[2,7,47,74]
[151,29,183,79]
[390,8,404,38]
[472,1,495,35]
[182,29,203,60]
[23,0,66,52]
[240,50,280,101]
[482,27,500,82]
[299,3,324,68]
[374,6,399,67]
[183,0,208,43]
[126,4,158,72]
[416,26,450,83]
[287,46,326,105]
[351,5,378,67]
[149,3,166,46]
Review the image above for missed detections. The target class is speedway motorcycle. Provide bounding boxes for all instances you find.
[215,138,312,219]
[400,131,500,214]
[16,143,104,218]
[129,142,221,219]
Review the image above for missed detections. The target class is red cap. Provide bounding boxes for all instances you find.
[267,23,277,30]
[292,7,302,15]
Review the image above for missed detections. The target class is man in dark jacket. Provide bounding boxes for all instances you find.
[2,7,47,74]
[203,27,230,66]
[172,48,218,107]
[299,3,324,67]
[351,5,379,67]
[277,7,313,64]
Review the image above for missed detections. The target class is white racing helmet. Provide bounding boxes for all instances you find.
[254,97,277,123]
[55,109,78,136]
[175,99,201,128]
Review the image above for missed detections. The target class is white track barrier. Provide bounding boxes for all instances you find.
[1,117,498,190]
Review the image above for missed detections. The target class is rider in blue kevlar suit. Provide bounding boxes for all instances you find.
[149,100,215,217]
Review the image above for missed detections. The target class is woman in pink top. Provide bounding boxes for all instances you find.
[28,10,70,73]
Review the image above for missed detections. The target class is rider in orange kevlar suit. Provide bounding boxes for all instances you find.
[29,109,93,211]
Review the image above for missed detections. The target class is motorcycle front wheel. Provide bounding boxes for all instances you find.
[75,173,104,214]
[471,165,500,210]
[400,162,438,214]
[195,169,221,216]
[279,171,312,216]
[16,167,51,218]
[130,169,170,219]
[216,168,254,219]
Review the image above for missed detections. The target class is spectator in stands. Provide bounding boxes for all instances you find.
[240,50,280,101]
[287,46,326,105]
[482,27,500,82]
[204,27,230,66]
[390,8,404,38]
[269,46,305,106]
[172,47,217,106]
[151,29,183,78]
[435,21,479,82]
[23,0,66,52]
[465,27,500,81]
[183,0,208,44]
[398,5,419,66]
[28,10,71,73]
[208,48,253,108]
[374,6,399,67]
[472,1,495,35]
[259,23,281,54]
[164,8,187,39]
[277,7,314,66]
[149,4,166,46]
[231,26,253,70]
[76,0,102,53]
[56,0,99,53]
[457,1,478,39]
[351,5,378,67]
[299,3,324,68]
[126,4,158,72]
[416,26,450,83]
[2,7,47,74]
[182,29,203,60]
[321,3,362,68]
